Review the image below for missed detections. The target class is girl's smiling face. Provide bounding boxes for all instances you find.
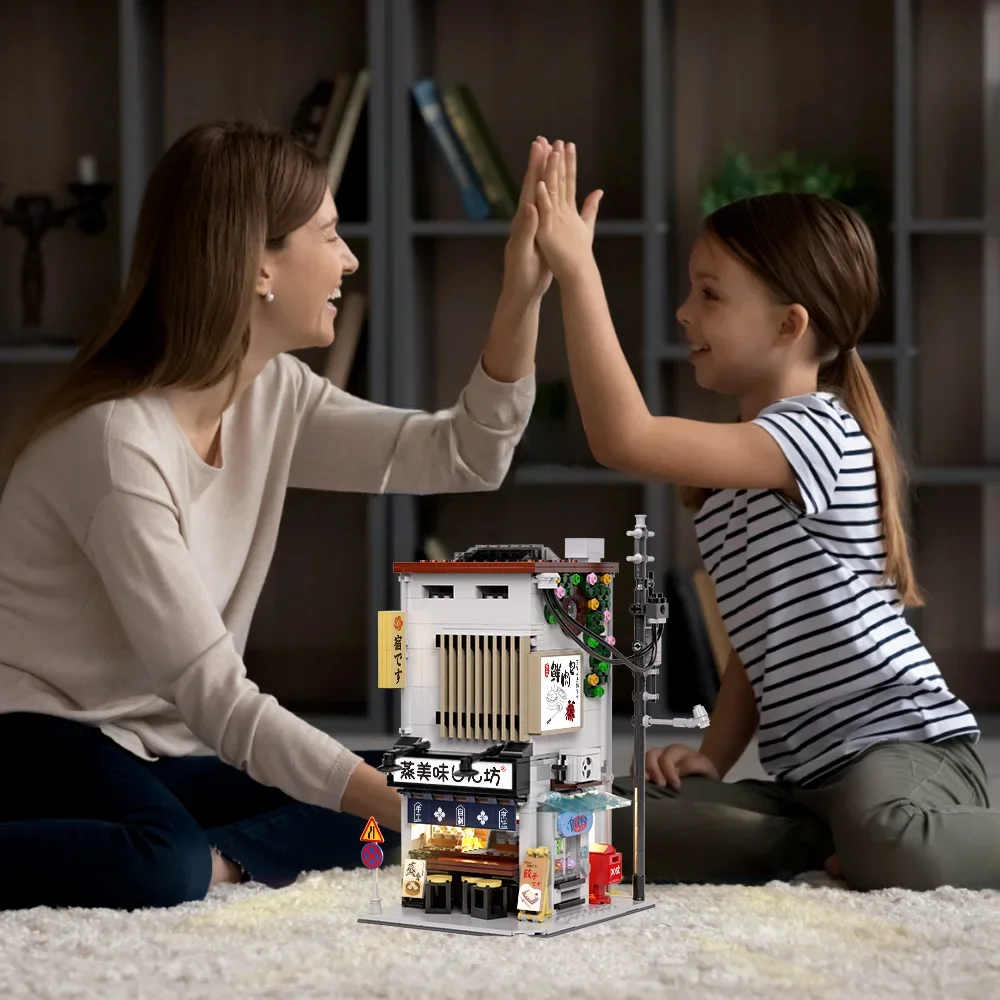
[676,234,806,399]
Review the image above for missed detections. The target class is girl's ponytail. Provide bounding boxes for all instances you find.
[827,349,922,606]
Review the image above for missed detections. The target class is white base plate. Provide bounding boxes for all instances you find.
[358,895,654,937]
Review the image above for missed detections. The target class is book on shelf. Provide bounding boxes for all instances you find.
[439,83,518,220]
[327,70,370,196]
[334,97,369,223]
[290,70,370,223]
[322,291,367,390]
[290,79,335,150]
[411,78,492,221]
[315,72,354,157]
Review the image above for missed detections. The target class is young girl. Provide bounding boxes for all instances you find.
[531,141,996,892]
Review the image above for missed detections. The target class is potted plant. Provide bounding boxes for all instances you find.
[700,149,884,230]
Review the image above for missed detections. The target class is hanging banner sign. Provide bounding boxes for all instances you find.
[390,755,515,792]
[407,796,516,832]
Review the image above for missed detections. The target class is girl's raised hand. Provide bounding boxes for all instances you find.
[534,140,603,282]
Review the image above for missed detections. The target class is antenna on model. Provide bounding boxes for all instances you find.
[625,513,708,901]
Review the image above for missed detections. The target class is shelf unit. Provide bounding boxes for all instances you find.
[0,346,78,364]
[896,0,1000,702]
[383,0,1000,714]
[385,0,667,716]
[0,0,394,732]
[383,0,903,715]
[4,0,1000,731]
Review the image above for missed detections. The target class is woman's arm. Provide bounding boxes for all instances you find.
[287,353,534,496]
[697,648,759,779]
[83,479,392,822]
[478,137,562,385]
[480,293,541,385]
[287,142,569,497]
[341,761,402,833]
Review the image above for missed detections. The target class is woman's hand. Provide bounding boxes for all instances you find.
[480,139,557,384]
[500,136,555,304]
[340,760,402,832]
[534,140,603,282]
[644,744,720,790]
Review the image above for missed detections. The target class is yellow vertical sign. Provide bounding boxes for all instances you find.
[516,847,552,923]
[378,610,406,688]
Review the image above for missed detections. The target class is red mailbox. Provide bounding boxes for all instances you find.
[588,842,623,905]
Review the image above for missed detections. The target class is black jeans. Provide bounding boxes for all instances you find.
[0,711,399,911]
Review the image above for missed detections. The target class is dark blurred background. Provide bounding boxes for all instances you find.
[0,0,995,735]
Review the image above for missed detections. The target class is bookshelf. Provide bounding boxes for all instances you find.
[386,0,667,715]
[385,0,1000,716]
[2,0,1000,734]
[0,0,393,732]
[902,0,1000,705]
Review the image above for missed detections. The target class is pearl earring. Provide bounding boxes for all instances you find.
[264,290,274,302]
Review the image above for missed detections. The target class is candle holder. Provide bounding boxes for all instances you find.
[0,180,113,330]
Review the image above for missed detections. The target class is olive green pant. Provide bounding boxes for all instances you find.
[610,737,998,891]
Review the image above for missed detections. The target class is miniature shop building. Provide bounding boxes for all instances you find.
[381,540,628,921]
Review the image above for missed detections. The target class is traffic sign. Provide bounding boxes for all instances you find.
[361,842,384,869]
[360,816,384,843]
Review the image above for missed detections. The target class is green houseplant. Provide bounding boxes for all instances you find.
[700,149,883,230]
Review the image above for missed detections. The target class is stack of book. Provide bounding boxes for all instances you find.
[411,78,518,221]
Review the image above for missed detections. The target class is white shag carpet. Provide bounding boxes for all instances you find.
[3,866,1000,1000]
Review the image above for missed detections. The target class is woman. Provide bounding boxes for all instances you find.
[0,124,566,910]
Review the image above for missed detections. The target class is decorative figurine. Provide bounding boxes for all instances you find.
[359,513,710,937]
[0,155,113,330]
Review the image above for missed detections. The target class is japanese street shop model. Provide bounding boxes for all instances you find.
[359,515,710,937]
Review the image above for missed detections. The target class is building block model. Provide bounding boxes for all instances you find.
[359,514,710,937]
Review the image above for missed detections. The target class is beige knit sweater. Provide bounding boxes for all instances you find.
[0,353,534,810]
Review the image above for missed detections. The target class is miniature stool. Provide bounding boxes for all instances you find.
[424,874,453,913]
[469,878,506,920]
[460,875,476,914]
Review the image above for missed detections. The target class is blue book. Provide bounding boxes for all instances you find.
[411,78,492,221]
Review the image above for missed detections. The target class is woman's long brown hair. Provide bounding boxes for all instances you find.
[1,121,327,471]
[680,193,921,606]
